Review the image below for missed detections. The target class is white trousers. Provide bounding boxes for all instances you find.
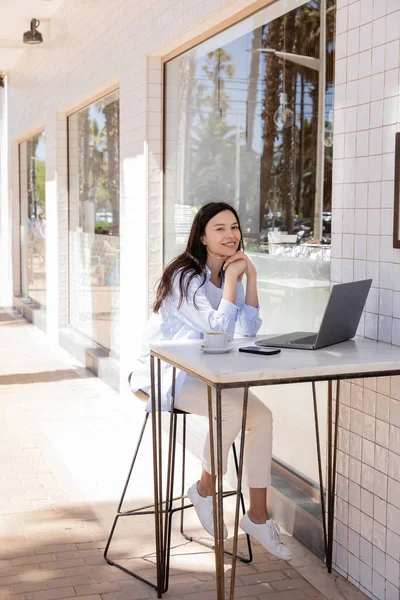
[175,376,273,488]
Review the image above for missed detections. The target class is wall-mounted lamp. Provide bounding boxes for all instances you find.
[23,19,43,44]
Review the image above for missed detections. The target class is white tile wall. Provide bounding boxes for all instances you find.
[333,0,400,348]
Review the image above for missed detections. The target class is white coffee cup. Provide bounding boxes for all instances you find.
[204,332,230,349]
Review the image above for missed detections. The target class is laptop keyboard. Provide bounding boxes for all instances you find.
[289,334,317,345]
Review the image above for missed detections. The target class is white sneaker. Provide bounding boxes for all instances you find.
[187,481,228,539]
[240,512,292,560]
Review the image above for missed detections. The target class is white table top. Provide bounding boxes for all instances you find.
[149,336,400,386]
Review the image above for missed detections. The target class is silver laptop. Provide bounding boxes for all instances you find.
[255,279,372,350]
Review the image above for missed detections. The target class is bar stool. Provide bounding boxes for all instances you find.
[104,403,253,597]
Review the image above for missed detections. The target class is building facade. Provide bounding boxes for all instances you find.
[0,0,399,598]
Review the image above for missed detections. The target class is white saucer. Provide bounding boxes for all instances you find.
[200,343,234,354]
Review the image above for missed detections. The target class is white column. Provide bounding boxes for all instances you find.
[0,76,12,306]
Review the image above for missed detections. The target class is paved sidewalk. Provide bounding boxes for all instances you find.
[0,308,366,600]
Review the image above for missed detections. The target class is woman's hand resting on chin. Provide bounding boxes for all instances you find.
[223,251,257,279]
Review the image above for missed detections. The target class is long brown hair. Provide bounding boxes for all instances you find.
[153,202,243,313]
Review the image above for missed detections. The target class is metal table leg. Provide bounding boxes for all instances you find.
[312,379,340,573]
[207,384,222,599]
[229,387,249,600]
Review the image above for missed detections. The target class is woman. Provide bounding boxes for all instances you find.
[130,202,292,561]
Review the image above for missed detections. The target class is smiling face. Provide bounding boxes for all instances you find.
[201,209,242,258]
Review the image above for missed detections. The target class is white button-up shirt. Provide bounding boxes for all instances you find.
[130,266,262,411]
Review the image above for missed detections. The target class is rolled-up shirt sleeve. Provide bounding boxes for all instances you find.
[166,274,238,337]
[235,281,262,336]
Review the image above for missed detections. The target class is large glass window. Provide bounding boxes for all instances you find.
[164,0,335,337]
[68,90,120,354]
[164,0,335,487]
[19,131,46,307]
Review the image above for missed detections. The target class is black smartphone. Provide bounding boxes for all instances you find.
[239,346,281,356]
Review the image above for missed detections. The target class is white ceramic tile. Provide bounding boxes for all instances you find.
[388,451,400,481]
[377,377,391,396]
[360,559,373,591]
[358,76,371,106]
[336,32,348,60]
[383,97,398,126]
[370,73,385,102]
[386,9,400,41]
[375,444,389,474]
[336,83,347,109]
[348,27,360,55]
[336,543,348,573]
[391,377,400,401]
[394,265,400,292]
[360,0,373,24]
[382,152,395,182]
[368,155,383,182]
[357,130,370,156]
[356,182,369,207]
[372,45,386,74]
[339,425,350,453]
[374,495,387,526]
[386,528,400,561]
[336,520,349,547]
[367,236,380,262]
[357,103,370,130]
[335,108,346,134]
[359,49,373,78]
[362,463,376,494]
[372,16,386,47]
[376,420,390,450]
[337,496,349,525]
[348,552,360,581]
[372,569,385,600]
[382,125,397,153]
[361,487,375,516]
[360,22,373,51]
[385,581,400,600]
[380,209,394,236]
[347,54,360,81]
[342,258,354,282]
[370,100,384,128]
[348,0,360,28]
[387,503,400,535]
[380,236,394,262]
[373,518,387,550]
[344,131,356,156]
[369,128,382,155]
[393,292,400,320]
[360,535,373,566]
[373,0,387,19]
[336,58,348,85]
[379,289,393,316]
[389,425,400,455]
[385,555,400,587]
[343,234,354,258]
[346,156,357,181]
[331,257,342,283]
[338,450,350,480]
[336,7,349,35]
[361,510,374,542]
[368,181,382,208]
[384,68,399,99]
[354,259,367,280]
[349,479,362,508]
[377,394,390,422]
[385,40,400,71]
[368,209,381,235]
[374,470,388,502]
[350,504,362,534]
[387,0,399,13]
[379,262,393,289]
[381,180,395,207]
[388,477,400,510]
[365,311,378,339]
[390,398,400,428]
[343,208,356,232]
[392,318,400,347]
[355,213,367,237]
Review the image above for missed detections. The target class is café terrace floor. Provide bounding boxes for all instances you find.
[0,307,367,600]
